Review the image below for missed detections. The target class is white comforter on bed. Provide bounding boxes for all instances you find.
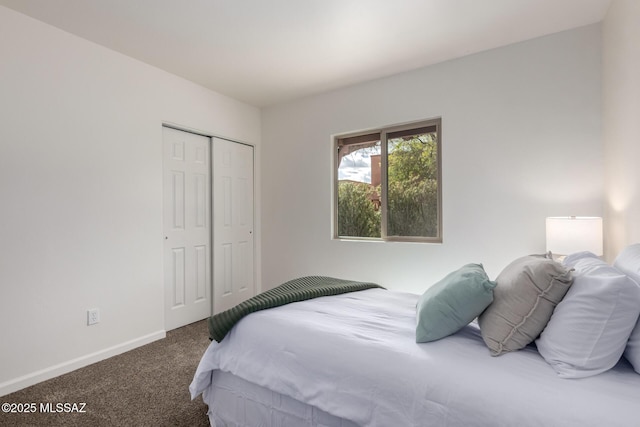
[190,288,640,427]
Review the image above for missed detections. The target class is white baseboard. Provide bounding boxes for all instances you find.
[0,330,166,397]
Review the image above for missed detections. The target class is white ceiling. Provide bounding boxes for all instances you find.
[0,0,611,107]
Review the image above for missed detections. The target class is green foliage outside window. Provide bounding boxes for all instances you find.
[337,181,381,238]
[387,133,438,237]
[336,121,440,241]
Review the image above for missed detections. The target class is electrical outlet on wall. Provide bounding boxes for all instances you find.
[87,308,100,326]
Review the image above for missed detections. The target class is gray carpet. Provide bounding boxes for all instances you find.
[1,320,211,427]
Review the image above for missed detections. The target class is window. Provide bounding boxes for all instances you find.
[334,118,442,242]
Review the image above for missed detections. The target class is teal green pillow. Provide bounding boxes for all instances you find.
[416,263,497,343]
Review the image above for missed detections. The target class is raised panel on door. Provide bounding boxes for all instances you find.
[213,138,255,313]
[163,126,212,330]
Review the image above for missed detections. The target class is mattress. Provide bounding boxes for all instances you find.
[191,288,640,426]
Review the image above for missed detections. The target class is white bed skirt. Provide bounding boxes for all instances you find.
[204,370,359,427]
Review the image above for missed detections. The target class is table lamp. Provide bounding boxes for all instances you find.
[545,216,603,257]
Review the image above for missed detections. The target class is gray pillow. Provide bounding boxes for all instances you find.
[478,255,573,356]
[416,263,496,343]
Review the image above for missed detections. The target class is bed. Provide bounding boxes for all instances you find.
[190,246,640,427]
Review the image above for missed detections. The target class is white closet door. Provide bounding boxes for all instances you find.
[213,138,255,313]
[163,127,211,330]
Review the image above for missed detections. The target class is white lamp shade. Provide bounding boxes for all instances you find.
[546,217,603,256]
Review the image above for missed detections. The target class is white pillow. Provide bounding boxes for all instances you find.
[562,250,599,267]
[626,319,640,374]
[536,254,640,378]
[614,243,640,374]
[614,243,640,280]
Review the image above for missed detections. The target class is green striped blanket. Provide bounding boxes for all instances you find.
[208,276,384,342]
